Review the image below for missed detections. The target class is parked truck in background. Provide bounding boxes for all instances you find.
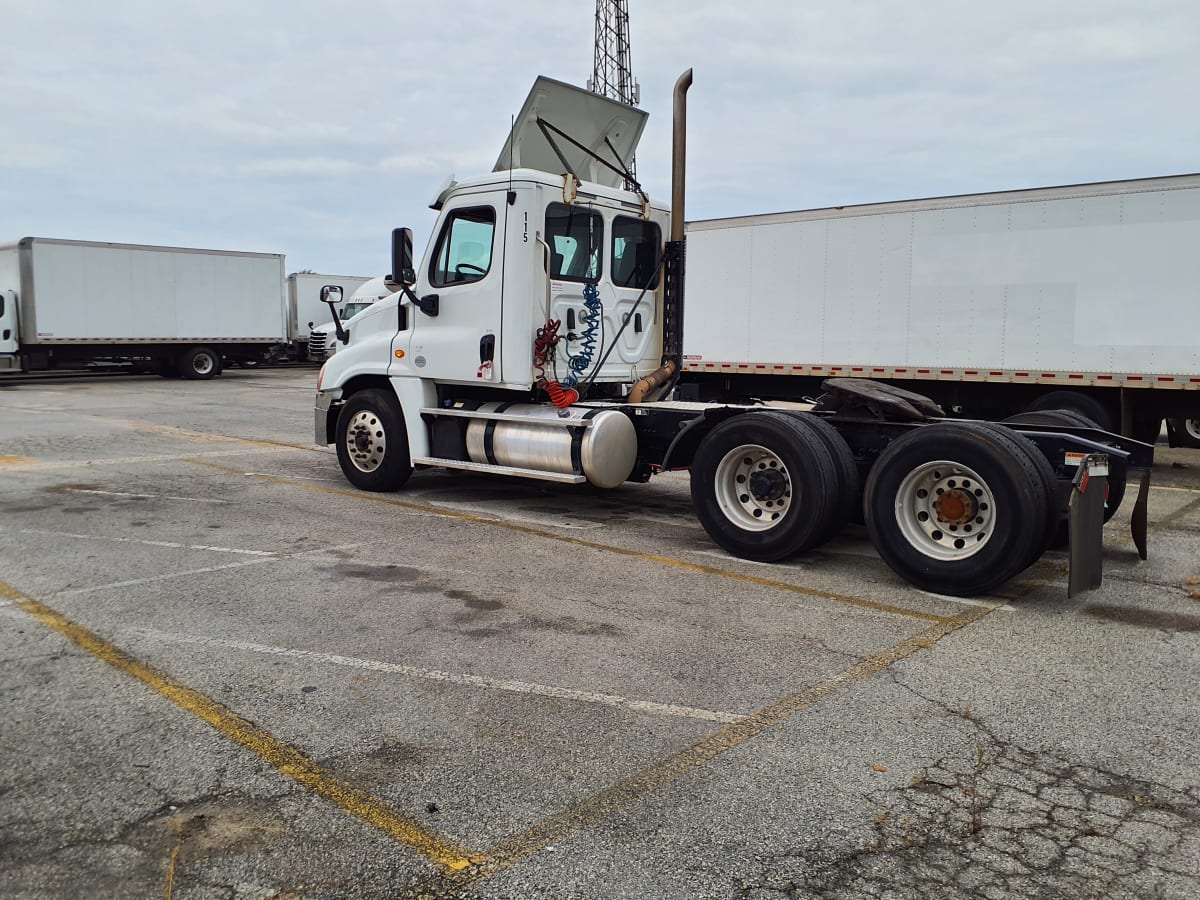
[305,276,391,362]
[0,237,287,378]
[683,176,1200,447]
[313,72,1155,599]
[286,272,373,361]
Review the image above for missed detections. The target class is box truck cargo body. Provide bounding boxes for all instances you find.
[682,174,1200,444]
[285,272,373,361]
[0,237,287,378]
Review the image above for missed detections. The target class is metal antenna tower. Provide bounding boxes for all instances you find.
[587,0,639,182]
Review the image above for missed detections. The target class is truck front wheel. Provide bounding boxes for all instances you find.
[690,412,839,562]
[864,423,1047,596]
[178,346,222,380]
[335,389,412,492]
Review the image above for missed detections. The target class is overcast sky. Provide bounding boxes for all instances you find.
[3,1,1198,276]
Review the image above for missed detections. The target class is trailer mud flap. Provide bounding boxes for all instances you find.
[1129,469,1151,561]
[1068,454,1108,598]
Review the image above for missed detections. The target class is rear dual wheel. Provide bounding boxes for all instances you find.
[690,412,851,562]
[864,423,1050,597]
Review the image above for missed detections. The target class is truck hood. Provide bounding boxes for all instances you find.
[494,76,647,190]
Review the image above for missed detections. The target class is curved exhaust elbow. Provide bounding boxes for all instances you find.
[628,360,677,404]
[671,69,693,244]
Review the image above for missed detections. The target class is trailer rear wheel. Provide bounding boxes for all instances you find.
[1004,409,1126,522]
[1026,391,1114,433]
[335,389,412,492]
[1169,417,1200,449]
[178,346,222,380]
[865,423,1047,596]
[691,412,838,561]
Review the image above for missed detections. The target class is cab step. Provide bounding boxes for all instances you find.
[411,456,586,484]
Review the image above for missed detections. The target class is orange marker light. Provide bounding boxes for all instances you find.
[394,349,405,359]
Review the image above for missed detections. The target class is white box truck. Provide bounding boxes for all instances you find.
[0,237,287,378]
[285,272,373,361]
[312,73,1154,599]
[682,176,1200,446]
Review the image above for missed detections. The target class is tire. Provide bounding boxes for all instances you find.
[335,388,412,492]
[979,422,1059,557]
[1004,409,1126,523]
[864,422,1048,597]
[779,411,860,544]
[178,346,222,380]
[1169,417,1200,449]
[1026,391,1115,433]
[690,411,839,562]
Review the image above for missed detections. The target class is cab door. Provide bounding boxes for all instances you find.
[0,290,18,356]
[406,198,503,386]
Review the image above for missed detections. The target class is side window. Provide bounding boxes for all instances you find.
[612,216,662,289]
[429,206,496,288]
[546,202,603,283]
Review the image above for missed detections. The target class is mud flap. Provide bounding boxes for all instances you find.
[1068,454,1108,598]
[1129,469,1151,561]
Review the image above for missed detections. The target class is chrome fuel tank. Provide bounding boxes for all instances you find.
[464,403,637,488]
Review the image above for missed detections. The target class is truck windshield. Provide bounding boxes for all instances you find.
[340,303,373,319]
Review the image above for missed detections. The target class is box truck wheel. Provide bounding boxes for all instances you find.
[178,346,222,380]
[690,411,839,562]
[864,423,1047,596]
[335,389,412,492]
[1169,417,1200,449]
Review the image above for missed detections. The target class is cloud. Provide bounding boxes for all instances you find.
[1,0,1198,275]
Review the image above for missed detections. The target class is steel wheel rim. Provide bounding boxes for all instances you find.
[345,410,386,473]
[1186,419,1200,441]
[714,443,792,532]
[193,353,215,375]
[894,460,995,560]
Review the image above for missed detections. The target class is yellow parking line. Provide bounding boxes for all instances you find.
[0,580,480,874]
[424,601,1002,894]
[185,459,955,625]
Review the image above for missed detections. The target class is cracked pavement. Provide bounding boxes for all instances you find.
[2,370,1199,898]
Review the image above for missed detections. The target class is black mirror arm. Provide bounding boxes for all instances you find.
[322,299,350,344]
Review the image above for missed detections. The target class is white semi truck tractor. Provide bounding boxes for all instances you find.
[313,73,1154,598]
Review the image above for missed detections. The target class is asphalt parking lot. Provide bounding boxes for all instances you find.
[2,368,1198,899]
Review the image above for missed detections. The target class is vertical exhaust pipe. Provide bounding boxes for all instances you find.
[671,69,693,242]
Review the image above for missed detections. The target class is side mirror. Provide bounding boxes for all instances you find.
[390,227,415,285]
[320,285,349,344]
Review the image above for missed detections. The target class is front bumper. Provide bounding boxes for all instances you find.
[314,390,340,445]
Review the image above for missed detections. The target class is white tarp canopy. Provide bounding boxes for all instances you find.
[494,76,648,189]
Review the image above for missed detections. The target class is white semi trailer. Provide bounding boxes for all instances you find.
[683,175,1200,447]
[286,272,373,361]
[313,73,1155,598]
[0,238,287,378]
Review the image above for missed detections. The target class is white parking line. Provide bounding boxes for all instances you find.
[63,488,229,504]
[133,629,745,725]
[15,528,278,556]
